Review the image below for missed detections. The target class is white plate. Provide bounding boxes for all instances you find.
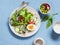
[9,6,41,37]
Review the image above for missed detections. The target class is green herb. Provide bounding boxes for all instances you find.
[41,15,49,22]
[42,13,58,28]
[52,13,58,16]
[10,8,33,26]
[46,17,53,28]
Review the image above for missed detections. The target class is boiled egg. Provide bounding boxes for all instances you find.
[27,24,35,31]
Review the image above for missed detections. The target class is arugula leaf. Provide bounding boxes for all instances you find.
[52,13,58,16]
[41,15,49,22]
[18,8,27,17]
[41,13,58,28]
[46,17,53,28]
[11,12,17,21]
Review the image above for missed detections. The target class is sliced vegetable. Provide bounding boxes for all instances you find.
[28,20,35,24]
[18,16,24,22]
[14,26,20,34]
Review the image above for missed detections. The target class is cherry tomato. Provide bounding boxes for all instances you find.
[28,20,35,24]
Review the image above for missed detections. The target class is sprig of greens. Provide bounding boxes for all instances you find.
[46,16,53,28]
[42,13,58,28]
[41,15,49,22]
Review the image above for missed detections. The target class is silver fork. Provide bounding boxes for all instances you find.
[19,1,29,10]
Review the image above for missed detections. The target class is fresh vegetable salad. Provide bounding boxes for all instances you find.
[10,7,39,35]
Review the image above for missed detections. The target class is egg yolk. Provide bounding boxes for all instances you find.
[28,25,34,30]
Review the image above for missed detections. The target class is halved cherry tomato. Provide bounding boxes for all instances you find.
[28,20,35,24]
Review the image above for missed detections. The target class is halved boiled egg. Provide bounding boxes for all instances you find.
[27,24,35,31]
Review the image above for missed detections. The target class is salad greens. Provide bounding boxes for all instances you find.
[10,8,36,34]
[10,8,33,26]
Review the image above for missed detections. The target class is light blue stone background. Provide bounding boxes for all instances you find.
[0,0,60,45]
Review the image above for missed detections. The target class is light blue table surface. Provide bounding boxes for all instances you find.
[0,0,60,45]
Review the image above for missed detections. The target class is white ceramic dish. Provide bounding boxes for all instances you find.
[34,37,45,45]
[9,6,41,37]
[53,21,60,34]
[39,2,51,14]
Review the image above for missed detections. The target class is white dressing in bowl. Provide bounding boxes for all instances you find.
[53,22,60,34]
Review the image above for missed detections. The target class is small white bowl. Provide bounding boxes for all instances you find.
[53,21,60,34]
[39,3,51,14]
[34,38,45,45]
